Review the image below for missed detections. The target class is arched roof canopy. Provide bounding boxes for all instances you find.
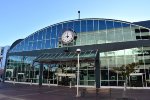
[9,18,150,53]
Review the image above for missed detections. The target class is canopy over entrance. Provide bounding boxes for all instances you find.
[33,50,98,63]
[33,50,100,88]
[130,73,143,76]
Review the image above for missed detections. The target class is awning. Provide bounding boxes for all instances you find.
[55,73,76,77]
[18,73,24,75]
[34,50,97,63]
[130,73,143,76]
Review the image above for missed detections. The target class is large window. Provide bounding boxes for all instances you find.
[100,47,150,86]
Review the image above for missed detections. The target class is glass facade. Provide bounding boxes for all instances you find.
[10,19,150,53]
[5,18,150,87]
[100,47,150,86]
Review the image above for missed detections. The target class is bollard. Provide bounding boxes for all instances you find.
[123,82,127,98]
[124,82,126,91]
[94,81,96,88]
[48,80,50,87]
[69,81,71,88]
[30,80,32,85]
[13,79,16,85]
[57,77,58,86]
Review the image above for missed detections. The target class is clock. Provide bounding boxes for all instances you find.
[61,30,75,44]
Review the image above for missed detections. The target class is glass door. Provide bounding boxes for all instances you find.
[80,62,95,86]
[130,74,144,87]
[17,73,25,82]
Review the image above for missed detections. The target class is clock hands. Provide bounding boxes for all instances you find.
[66,32,69,38]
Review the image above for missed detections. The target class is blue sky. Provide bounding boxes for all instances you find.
[0,0,150,46]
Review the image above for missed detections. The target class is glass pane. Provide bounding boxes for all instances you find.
[100,57,108,69]
[131,25,139,41]
[68,22,74,30]
[114,22,122,28]
[29,35,34,42]
[33,32,38,41]
[37,41,42,49]
[122,23,132,41]
[42,40,45,49]
[28,42,33,51]
[38,31,43,40]
[45,40,51,49]
[122,23,130,27]
[116,56,125,67]
[101,81,108,86]
[20,41,24,51]
[101,70,108,80]
[99,20,106,30]
[115,28,124,42]
[51,39,55,48]
[107,29,115,43]
[33,42,37,50]
[57,24,63,38]
[74,21,80,33]
[94,20,98,31]
[42,29,46,40]
[81,20,86,32]
[63,23,68,31]
[109,70,117,80]
[87,20,93,32]
[96,30,106,44]
[109,56,116,68]
[109,81,117,86]
[51,26,56,38]
[46,27,51,40]
[24,38,29,51]
[106,21,114,29]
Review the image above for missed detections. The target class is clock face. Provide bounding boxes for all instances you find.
[61,30,75,44]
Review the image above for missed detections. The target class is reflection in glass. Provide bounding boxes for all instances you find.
[87,20,93,32]
[81,20,86,32]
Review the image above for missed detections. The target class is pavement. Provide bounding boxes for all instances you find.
[0,83,149,100]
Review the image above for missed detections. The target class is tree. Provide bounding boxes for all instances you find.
[113,62,139,86]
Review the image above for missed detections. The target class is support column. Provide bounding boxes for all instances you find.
[95,50,100,88]
[39,63,43,86]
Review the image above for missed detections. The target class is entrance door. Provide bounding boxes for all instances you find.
[17,73,25,82]
[6,69,13,81]
[60,76,70,86]
[56,73,76,86]
[130,73,144,87]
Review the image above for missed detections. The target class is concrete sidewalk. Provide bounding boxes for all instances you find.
[0,83,149,100]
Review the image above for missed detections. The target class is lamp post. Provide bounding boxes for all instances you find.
[76,49,81,97]
[78,11,80,19]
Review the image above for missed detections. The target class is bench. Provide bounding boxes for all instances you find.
[81,88,111,97]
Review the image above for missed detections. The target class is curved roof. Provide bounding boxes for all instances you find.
[16,18,150,40]
[9,39,23,51]
[133,20,150,28]
[9,18,150,53]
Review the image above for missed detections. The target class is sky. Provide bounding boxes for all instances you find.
[0,0,150,46]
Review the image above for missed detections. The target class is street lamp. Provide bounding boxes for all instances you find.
[76,49,81,97]
[78,11,80,19]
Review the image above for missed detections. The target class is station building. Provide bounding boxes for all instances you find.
[4,18,150,88]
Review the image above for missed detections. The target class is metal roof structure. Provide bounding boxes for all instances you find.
[34,50,97,63]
